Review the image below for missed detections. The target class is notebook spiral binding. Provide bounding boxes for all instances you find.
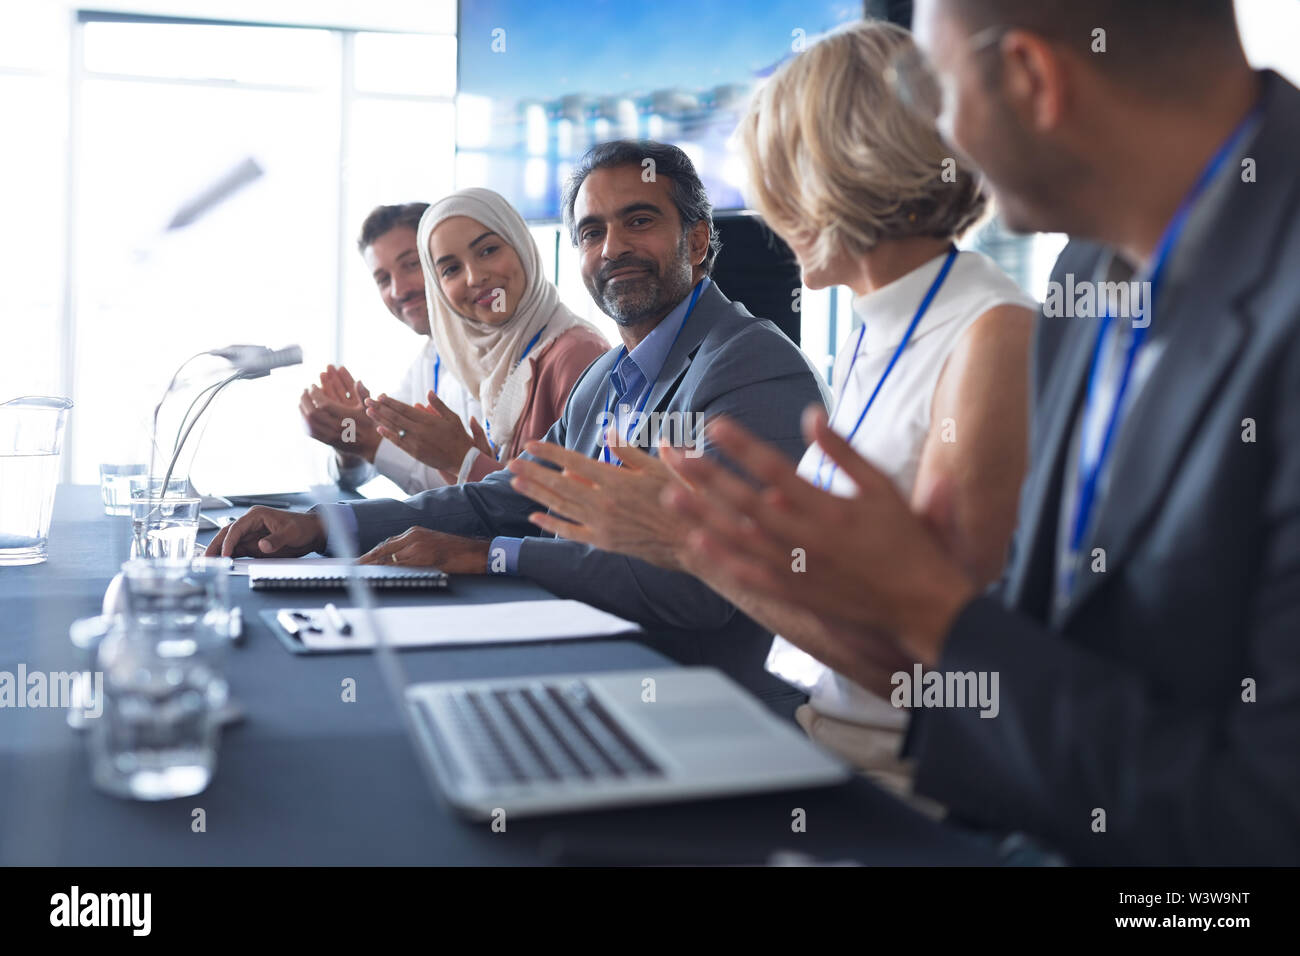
[249,567,448,591]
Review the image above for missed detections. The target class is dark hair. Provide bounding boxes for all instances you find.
[561,140,722,274]
[356,202,430,253]
[946,0,1240,92]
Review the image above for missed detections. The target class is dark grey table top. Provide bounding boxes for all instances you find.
[0,486,999,865]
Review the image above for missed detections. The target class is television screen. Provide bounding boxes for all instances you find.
[456,1,863,221]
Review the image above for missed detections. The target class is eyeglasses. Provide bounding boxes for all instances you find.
[886,26,1007,132]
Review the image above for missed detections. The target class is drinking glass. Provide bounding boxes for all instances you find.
[67,614,116,731]
[86,560,233,800]
[99,463,147,515]
[129,495,201,559]
[127,474,191,499]
[90,613,227,800]
[0,396,73,565]
[121,556,235,642]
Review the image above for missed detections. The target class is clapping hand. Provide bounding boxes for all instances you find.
[509,426,695,570]
[299,364,380,462]
[660,407,976,665]
[364,390,481,473]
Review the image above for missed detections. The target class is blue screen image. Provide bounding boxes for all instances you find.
[456,1,863,220]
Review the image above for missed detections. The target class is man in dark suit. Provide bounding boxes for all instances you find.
[208,142,828,637]
[659,0,1300,863]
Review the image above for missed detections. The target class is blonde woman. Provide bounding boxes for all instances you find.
[509,20,1036,804]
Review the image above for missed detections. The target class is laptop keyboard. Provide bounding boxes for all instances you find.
[426,680,663,787]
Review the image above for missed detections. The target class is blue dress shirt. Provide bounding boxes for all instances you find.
[488,277,710,574]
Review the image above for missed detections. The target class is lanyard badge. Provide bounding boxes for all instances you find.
[484,324,548,455]
[1060,103,1263,600]
[813,246,959,491]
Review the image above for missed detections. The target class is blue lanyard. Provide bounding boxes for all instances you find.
[814,247,958,490]
[1064,315,1148,589]
[1062,103,1263,596]
[432,354,440,397]
[484,325,548,454]
[602,280,705,465]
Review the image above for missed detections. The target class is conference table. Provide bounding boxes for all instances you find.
[0,486,1003,865]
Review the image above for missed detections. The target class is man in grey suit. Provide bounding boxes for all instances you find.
[657,0,1300,863]
[209,141,828,638]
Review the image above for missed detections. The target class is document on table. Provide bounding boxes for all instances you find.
[276,600,642,651]
[231,557,353,576]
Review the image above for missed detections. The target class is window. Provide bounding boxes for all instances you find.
[58,14,456,494]
[0,7,66,401]
[4,0,1296,491]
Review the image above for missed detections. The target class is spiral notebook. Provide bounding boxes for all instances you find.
[248,562,448,591]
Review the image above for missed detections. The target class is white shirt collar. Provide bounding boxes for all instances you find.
[851,250,958,354]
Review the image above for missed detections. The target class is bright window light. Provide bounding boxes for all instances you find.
[83,21,336,87]
[354,32,457,96]
[1238,0,1300,85]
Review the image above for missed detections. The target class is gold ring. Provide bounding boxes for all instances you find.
[391,553,398,564]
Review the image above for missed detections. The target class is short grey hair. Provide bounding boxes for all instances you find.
[561,140,722,274]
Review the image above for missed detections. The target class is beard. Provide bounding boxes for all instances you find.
[587,234,695,327]
[974,98,1093,237]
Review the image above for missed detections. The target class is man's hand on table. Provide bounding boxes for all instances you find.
[357,527,491,574]
[204,506,327,558]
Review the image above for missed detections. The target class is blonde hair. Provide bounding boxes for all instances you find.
[738,20,987,273]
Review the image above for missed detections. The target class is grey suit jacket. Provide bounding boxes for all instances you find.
[342,280,830,632]
[906,71,1300,864]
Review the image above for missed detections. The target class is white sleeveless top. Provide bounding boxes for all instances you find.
[766,249,1036,727]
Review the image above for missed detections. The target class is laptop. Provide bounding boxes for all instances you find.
[306,489,849,821]
[403,667,850,820]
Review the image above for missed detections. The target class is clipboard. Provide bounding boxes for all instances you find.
[260,608,343,655]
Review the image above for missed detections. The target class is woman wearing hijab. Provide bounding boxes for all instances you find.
[364,187,608,484]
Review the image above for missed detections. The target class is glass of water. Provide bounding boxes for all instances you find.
[67,614,117,731]
[99,463,147,515]
[90,612,227,800]
[0,396,73,565]
[127,474,191,499]
[129,495,201,559]
[121,556,235,642]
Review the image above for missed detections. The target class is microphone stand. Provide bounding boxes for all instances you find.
[159,369,246,496]
[145,346,299,521]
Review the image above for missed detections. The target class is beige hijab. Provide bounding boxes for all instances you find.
[416,187,591,454]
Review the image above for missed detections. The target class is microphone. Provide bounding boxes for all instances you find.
[211,344,303,378]
[152,344,304,496]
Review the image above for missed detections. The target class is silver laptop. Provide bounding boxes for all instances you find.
[307,489,848,821]
[403,667,849,820]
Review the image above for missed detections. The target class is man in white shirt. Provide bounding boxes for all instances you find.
[300,202,484,494]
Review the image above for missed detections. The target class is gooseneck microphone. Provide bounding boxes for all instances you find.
[152,344,303,502]
[209,344,304,379]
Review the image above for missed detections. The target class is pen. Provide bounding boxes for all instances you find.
[323,602,352,635]
[276,609,302,638]
[227,495,293,508]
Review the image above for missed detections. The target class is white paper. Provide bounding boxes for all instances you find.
[231,557,355,576]
[281,600,641,651]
